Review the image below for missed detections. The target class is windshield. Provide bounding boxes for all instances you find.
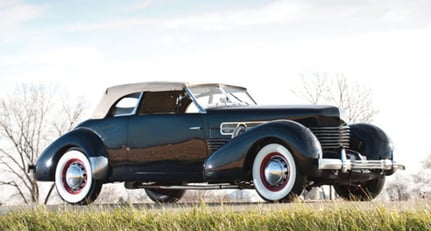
[188,84,256,109]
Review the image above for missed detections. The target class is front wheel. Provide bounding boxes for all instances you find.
[55,148,103,205]
[145,188,185,203]
[334,177,386,201]
[252,143,305,202]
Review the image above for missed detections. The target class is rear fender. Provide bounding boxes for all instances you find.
[35,128,109,181]
[349,123,393,160]
[203,120,322,182]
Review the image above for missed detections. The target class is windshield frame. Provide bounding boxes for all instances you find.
[186,84,257,113]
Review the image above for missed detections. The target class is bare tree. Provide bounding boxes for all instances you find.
[384,173,411,201]
[51,94,86,136]
[329,74,378,123]
[410,153,431,200]
[292,72,378,123]
[291,72,330,104]
[0,84,85,204]
[0,84,51,204]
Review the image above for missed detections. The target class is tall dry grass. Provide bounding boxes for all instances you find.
[1,201,430,230]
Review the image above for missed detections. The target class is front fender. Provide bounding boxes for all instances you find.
[349,123,393,160]
[34,128,109,181]
[203,120,322,182]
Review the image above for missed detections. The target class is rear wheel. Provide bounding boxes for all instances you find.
[252,143,305,202]
[55,148,103,205]
[334,177,386,201]
[145,188,186,203]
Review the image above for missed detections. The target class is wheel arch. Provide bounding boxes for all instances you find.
[349,123,393,160]
[35,128,109,181]
[203,120,322,182]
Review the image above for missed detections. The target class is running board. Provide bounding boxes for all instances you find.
[125,182,245,190]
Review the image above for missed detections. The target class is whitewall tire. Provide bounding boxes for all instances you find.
[252,143,304,202]
[55,148,102,205]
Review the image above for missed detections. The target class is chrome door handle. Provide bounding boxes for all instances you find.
[189,126,201,130]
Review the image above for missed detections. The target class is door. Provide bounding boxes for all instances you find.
[127,114,207,182]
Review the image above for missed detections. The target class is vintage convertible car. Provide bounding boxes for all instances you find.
[34,82,405,204]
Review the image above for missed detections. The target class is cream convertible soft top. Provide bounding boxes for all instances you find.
[91,82,247,119]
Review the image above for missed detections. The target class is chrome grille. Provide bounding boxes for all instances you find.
[310,126,350,156]
[207,138,230,153]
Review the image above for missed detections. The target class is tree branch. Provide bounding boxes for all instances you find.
[0,180,29,204]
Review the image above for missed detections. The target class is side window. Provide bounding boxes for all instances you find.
[138,90,193,115]
[110,92,141,117]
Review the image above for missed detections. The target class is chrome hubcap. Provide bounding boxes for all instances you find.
[65,162,86,191]
[264,158,288,186]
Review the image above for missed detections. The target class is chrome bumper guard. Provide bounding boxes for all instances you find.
[318,149,406,173]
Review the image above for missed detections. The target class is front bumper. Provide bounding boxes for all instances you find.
[318,149,405,173]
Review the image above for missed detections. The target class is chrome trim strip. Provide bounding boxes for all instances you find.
[309,126,350,150]
[220,121,267,136]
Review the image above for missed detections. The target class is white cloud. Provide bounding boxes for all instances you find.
[66,18,157,31]
[0,47,104,70]
[0,1,46,31]
[0,47,105,95]
[159,1,305,31]
[0,0,19,8]
[122,0,153,11]
[65,0,431,35]
[66,1,305,32]
[35,47,105,66]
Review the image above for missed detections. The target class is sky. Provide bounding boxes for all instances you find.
[1,0,431,172]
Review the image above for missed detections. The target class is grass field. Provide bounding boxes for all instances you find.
[0,201,430,230]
